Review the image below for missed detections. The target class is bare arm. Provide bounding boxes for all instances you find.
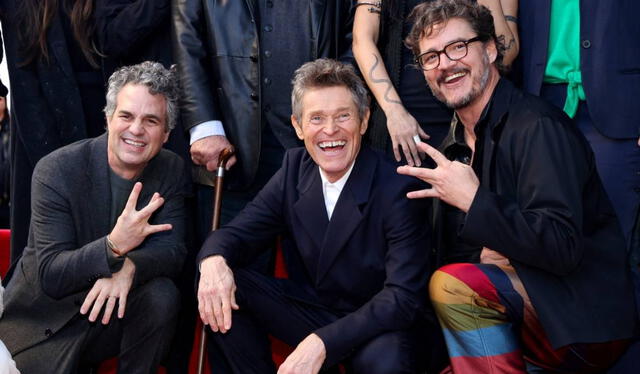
[352,1,427,166]
[478,0,519,68]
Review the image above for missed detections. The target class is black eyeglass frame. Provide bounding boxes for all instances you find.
[415,36,483,71]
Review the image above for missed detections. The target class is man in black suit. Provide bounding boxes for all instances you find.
[399,1,638,372]
[0,61,188,373]
[197,59,436,374]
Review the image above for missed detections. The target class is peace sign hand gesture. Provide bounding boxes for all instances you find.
[397,141,480,213]
[108,182,173,256]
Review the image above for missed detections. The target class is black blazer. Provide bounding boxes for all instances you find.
[442,79,638,348]
[0,135,188,355]
[172,0,354,188]
[197,146,431,366]
[515,0,640,139]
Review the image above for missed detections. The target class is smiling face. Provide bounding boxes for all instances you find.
[106,83,169,179]
[419,18,496,110]
[291,85,369,183]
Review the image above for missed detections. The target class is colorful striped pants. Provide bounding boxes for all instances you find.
[430,263,629,373]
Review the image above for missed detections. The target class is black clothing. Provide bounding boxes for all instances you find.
[367,0,452,154]
[172,0,354,189]
[436,78,638,347]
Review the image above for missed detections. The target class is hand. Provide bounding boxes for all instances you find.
[386,107,429,167]
[108,182,172,256]
[197,256,239,333]
[190,135,237,171]
[480,247,510,266]
[397,141,479,212]
[80,258,135,324]
[278,334,326,374]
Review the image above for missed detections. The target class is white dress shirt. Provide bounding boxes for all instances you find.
[319,163,355,220]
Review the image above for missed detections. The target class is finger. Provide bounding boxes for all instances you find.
[396,165,437,182]
[391,139,402,163]
[101,297,117,325]
[405,138,421,167]
[230,285,239,310]
[88,294,107,322]
[145,223,173,236]
[220,293,233,332]
[80,287,100,315]
[205,159,218,172]
[118,293,127,319]
[417,141,449,166]
[406,188,439,199]
[213,295,230,333]
[124,182,143,211]
[225,155,238,171]
[139,196,165,217]
[418,127,430,140]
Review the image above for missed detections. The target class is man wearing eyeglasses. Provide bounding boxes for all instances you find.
[397,1,638,373]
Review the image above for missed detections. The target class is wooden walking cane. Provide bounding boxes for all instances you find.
[197,148,234,374]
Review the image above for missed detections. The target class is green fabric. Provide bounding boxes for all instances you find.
[543,0,585,118]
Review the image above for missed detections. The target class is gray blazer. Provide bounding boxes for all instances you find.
[0,134,188,355]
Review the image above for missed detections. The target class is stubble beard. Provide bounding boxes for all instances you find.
[428,51,491,110]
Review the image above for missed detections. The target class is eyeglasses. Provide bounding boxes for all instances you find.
[415,36,482,71]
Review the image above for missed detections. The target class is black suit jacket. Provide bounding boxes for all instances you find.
[172,0,354,188]
[441,79,638,347]
[197,146,431,365]
[0,135,188,355]
[515,0,640,138]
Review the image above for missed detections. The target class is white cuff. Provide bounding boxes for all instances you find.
[189,120,226,145]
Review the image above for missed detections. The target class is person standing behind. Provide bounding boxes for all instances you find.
[515,0,640,245]
[353,0,518,166]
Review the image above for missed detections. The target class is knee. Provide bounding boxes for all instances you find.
[350,333,414,374]
[133,277,180,326]
[429,263,478,302]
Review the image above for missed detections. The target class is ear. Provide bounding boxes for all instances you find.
[291,115,304,140]
[359,108,370,135]
[162,130,170,144]
[487,39,498,64]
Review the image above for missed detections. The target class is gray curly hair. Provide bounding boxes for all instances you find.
[104,61,179,131]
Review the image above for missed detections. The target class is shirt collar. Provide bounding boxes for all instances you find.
[319,161,355,192]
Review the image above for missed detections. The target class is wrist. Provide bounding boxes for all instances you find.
[107,234,124,257]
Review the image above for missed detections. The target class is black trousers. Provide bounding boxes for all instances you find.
[209,269,445,374]
[13,277,179,374]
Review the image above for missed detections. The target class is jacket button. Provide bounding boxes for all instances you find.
[581,39,591,49]
[250,92,258,101]
[44,328,53,337]
[264,25,273,32]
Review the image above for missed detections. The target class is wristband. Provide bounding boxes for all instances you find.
[107,235,123,257]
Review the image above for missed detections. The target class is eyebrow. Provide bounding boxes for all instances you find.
[117,109,162,122]
[422,37,470,54]
[307,107,353,116]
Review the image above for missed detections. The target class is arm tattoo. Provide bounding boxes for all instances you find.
[497,34,516,52]
[505,15,518,23]
[369,54,402,105]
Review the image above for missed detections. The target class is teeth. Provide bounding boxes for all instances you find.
[319,140,346,149]
[444,72,466,83]
[123,139,145,147]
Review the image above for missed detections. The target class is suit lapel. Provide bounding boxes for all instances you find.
[294,162,329,258]
[315,148,376,283]
[85,135,112,238]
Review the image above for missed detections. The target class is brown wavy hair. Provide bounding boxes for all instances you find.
[18,0,100,67]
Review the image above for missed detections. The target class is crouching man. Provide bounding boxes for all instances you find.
[0,61,189,373]
[197,58,438,374]
[398,1,638,372]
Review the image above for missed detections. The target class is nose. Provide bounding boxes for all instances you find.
[323,118,339,135]
[129,119,145,135]
[438,52,457,70]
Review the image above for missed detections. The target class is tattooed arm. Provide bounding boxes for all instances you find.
[477,0,519,68]
[352,0,428,167]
